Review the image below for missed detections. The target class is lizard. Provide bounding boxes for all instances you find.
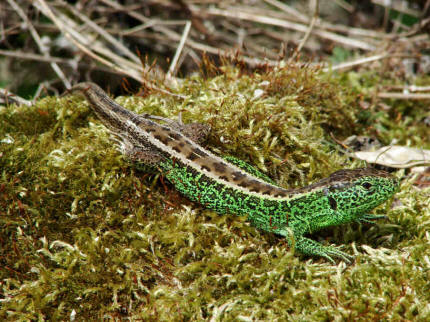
[66,82,399,264]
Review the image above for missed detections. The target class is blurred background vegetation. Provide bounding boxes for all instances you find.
[0,0,429,99]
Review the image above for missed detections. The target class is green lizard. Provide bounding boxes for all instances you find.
[67,82,399,264]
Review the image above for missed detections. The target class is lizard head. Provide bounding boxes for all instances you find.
[323,168,399,217]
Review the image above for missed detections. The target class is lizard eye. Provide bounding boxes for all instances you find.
[362,182,372,190]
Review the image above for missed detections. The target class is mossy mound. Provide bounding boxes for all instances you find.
[1,65,429,320]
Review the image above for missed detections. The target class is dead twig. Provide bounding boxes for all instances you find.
[0,88,32,106]
[325,53,389,72]
[324,52,423,72]
[0,49,132,76]
[263,0,309,23]
[377,92,430,100]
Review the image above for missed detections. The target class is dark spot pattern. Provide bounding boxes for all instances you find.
[169,132,182,140]
[232,171,246,181]
[154,134,170,145]
[192,147,208,157]
[238,181,250,188]
[201,165,210,172]
[213,162,228,173]
[172,145,182,153]
[187,153,198,161]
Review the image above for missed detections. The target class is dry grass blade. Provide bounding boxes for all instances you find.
[323,53,421,72]
[377,92,430,100]
[195,6,376,51]
[167,21,191,79]
[291,0,319,60]
[33,0,183,98]
[7,0,71,88]
[0,0,428,96]
[372,0,421,17]
[100,0,280,67]
[263,0,309,23]
[63,2,141,65]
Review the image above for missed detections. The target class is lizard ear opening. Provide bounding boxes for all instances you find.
[328,196,337,210]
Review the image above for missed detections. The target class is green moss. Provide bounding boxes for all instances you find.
[1,64,429,320]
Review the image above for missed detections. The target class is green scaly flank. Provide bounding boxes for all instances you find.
[159,158,399,263]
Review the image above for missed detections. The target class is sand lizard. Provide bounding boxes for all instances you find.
[67,82,399,263]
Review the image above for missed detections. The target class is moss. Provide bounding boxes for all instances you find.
[1,64,429,320]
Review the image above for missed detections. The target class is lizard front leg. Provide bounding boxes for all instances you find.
[293,235,354,264]
[276,225,354,264]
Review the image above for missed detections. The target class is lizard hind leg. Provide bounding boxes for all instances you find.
[113,134,164,172]
[180,122,211,145]
[141,113,211,145]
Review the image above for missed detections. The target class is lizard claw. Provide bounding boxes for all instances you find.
[358,213,387,224]
[322,246,354,265]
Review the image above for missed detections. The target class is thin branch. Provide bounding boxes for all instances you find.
[372,0,421,17]
[385,85,430,92]
[0,49,73,64]
[0,49,134,76]
[260,1,387,39]
[44,5,143,76]
[325,53,389,72]
[393,17,430,38]
[332,0,355,13]
[34,0,136,78]
[263,0,309,23]
[0,88,32,106]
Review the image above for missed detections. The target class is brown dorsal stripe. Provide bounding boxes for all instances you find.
[138,118,298,198]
